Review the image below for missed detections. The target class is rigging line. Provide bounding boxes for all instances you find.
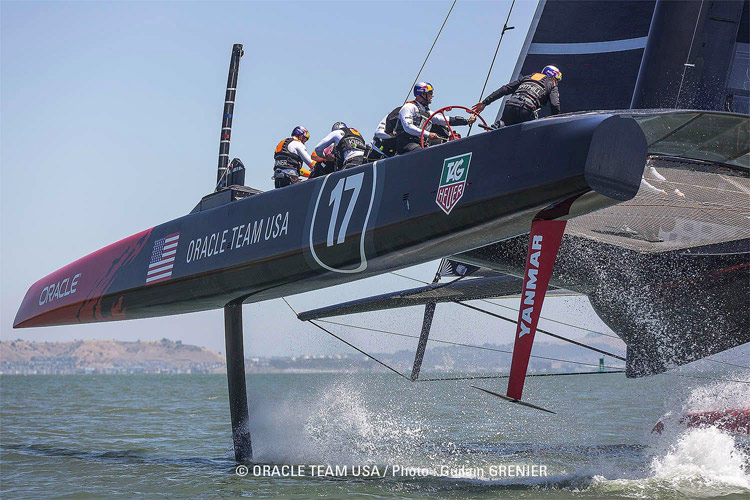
[477,0,516,102]
[477,298,621,340]
[404,0,457,104]
[389,271,621,340]
[316,319,625,370]
[719,174,750,196]
[433,258,446,284]
[281,296,298,315]
[284,297,623,377]
[284,297,408,377]
[390,271,467,290]
[608,203,746,213]
[307,320,410,380]
[456,302,626,361]
[675,0,705,107]
[319,319,513,351]
[467,0,516,137]
[427,272,468,292]
[390,271,429,283]
[417,370,625,383]
[703,358,750,370]
[640,177,750,196]
[213,163,231,191]
[664,372,750,385]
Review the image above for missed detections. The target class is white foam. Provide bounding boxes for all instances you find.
[250,380,426,465]
[650,427,749,496]
[585,374,750,497]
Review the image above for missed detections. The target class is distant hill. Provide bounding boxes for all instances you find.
[0,339,225,374]
[0,338,628,375]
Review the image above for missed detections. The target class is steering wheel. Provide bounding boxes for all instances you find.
[420,106,487,149]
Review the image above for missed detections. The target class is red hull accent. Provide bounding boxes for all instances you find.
[653,409,750,435]
[13,229,152,328]
[681,409,750,435]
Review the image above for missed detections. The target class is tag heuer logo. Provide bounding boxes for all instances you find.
[436,152,471,215]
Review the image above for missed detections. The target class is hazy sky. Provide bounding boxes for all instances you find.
[1,0,628,360]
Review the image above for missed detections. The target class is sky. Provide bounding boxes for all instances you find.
[0,0,629,361]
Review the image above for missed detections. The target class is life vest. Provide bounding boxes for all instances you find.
[513,73,552,109]
[383,106,401,135]
[273,138,302,173]
[394,101,432,146]
[334,127,366,167]
[370,106,402,158]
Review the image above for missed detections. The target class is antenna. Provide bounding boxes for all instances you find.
[215,44,244,192]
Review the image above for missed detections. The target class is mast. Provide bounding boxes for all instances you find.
[216,44,244,191]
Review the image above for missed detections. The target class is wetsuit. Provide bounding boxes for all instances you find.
[482,73,560,127]
[273,137,314,188]
[395,100,469,154]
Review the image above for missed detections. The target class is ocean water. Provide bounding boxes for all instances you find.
[1,371,748,499]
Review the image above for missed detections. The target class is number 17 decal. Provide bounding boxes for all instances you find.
[310,163,378,273]
[327,173,363,247]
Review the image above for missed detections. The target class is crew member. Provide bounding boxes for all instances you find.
[314,122,367,170]
[472,65,561,127]
[395,82,475,155]
[367,106,401,161]
[273,126,314,188]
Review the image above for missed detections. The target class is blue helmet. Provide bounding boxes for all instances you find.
[291,126,309,140]
[542,65,562,82]
[413,82,434,97]
[331,121,347,131]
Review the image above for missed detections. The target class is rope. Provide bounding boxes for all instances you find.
[704,358,749,370]
[281,296,298,315]
[427,272,467,291]
[418,370,625,383]
[665,372,750,385]
[479,299,622,340]
[389,271,622,340]
[456,302,626,361]
[675,0,705,107]
[307,320,410,380]
[468,0,516,136]
[391,271,431,283]
[284,297,410,378]
[282,297,626,380]
[213,165,230,191]
[432,258,445,284]
[318,319,516,354]
[297,305,748,385]
[313,318,625,370]
[287,298,744,385]
[404,0,456,104]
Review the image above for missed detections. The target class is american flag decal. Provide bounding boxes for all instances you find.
[146,233,180,284]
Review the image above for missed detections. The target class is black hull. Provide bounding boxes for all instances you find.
[15,113,646,328]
